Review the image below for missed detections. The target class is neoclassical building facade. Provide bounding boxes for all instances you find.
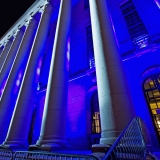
[0,0,160,151]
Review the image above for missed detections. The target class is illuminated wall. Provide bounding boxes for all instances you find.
[30,0,160,149]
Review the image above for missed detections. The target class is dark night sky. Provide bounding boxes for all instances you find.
[0,0,36,38]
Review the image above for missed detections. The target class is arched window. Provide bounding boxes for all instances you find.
[91,92,101,134]
[143,74,160,136]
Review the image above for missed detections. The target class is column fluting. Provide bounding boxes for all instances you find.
[33,0,71,151]
[0,30,24,97]
[0,40,13,71]
[0,18,38,144]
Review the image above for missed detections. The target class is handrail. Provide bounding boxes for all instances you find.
[0,117,151,160]
[0,149,13,160]
[14,151,99,160]
[102,117,148,160]
[137,117,152,152]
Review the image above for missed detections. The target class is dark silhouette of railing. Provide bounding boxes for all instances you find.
[14,151,99,160]
[0,117,153,160]
[102,117,149,160]
[0,149,13,160]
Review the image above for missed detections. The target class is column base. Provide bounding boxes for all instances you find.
[0,140,29,150]
[91,144,111,153]
[29,143,72,151]
[0,144,28,150]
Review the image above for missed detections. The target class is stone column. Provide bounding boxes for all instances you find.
[89,0,135,146]
[2,3,54,149]
[30,0,71,151]
[0,18,38,144]
[0,40,13,71]
[0,47,4,56]
[0,30,24,96]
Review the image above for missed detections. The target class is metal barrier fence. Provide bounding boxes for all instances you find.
[0,149,13,160]
[0,117,150,160]
[14,151,99,160]
[137,117,152,152]
[102,117,147,160]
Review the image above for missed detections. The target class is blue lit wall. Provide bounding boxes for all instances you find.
[108,0,160,148]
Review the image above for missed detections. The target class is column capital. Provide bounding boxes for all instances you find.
[39,3,54,15]
[25,18,38,30]
[4,38,13,47]
[44,0,53,4]
[13,30,24,41]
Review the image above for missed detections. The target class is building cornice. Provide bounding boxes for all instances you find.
[0,0,58,47]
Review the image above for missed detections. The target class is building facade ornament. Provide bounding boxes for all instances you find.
[25,18,38,30]
[13,30,24,41]
[39,2,54,15]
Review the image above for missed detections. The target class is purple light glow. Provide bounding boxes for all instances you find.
[109,12,119,49]
[66,37,70,71]
[122,45,160,62]
[69,74,86,82]
[133,34,150,49]
[120,0,129,6]
[0,79,7,97]
[88,85,97,93]
[154,0,160,8]
[35,57,43,83]
[140,66,160,85]
[67,83,86,135]
[32,90,46,142]
[14,70,23,94]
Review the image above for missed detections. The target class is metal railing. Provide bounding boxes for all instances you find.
[14,151,99,160]
[137,117,152,152]
[0,149,13,160]
[0,117,151,160]
[102,117,148,160]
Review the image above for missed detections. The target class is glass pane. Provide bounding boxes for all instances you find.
[157,102,160,108]
[150,103,157,109]
[148,91,153,98]
[144,83,150,90]
[152,109,157,114]
[153,89,160,97]
[149,81,155,88]
[91,92,101,134]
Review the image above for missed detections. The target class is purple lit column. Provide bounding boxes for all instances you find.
[0,18,38,144]
[89,0,135,146]
[0,40,13,71]
[154,0,160,8]
[0,30,24,96]
[31,0,71,151]
[0,47,4,56]
[2,3,54,148]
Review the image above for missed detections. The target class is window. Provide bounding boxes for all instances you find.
[91,92,101,133]
[84,0,89,10]
[120,0,151,50]
[86,25,95,69]
[144,74,160,136]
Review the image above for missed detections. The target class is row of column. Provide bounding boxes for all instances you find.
[0,0,134,150]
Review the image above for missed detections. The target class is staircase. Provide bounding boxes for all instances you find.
[102,117,158,160]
